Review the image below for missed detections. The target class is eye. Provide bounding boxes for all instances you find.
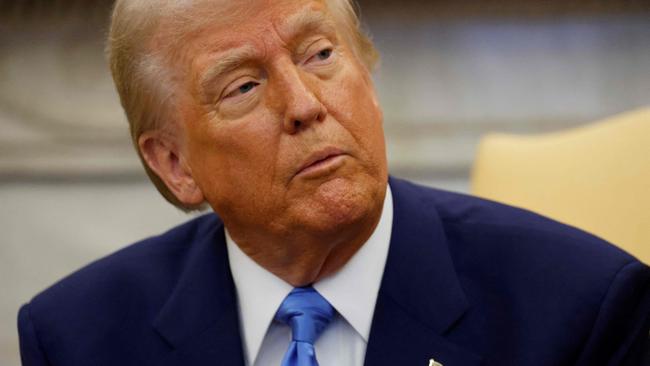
[315,48,332,61]
[225,80,259,99]
[238,81,257,94]
[305,46,334,65]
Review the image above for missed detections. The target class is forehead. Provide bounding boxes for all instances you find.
[169,0,335,46]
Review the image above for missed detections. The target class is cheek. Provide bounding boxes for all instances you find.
[185,111,283,191]
[323,67,385,151]
[189,106,277,155]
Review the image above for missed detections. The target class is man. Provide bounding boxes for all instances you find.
[18,0,650,365]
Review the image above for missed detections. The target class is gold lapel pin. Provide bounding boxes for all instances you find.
[429,359,443,366]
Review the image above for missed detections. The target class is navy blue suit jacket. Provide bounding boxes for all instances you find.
[18,178,650,365]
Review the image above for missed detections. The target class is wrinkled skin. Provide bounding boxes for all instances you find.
[141,0,388,285]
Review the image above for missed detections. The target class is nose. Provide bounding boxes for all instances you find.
[275,64,327,134]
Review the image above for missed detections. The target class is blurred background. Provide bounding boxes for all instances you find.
[1,0,649,364]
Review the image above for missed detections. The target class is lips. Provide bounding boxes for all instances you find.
[296,147,346,178]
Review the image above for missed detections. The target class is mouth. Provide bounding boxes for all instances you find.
[295,147,347,179]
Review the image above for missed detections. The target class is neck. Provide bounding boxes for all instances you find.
[226,195,386,287]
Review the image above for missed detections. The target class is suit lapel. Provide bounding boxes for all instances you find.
[365,178,482,366]
[153,215,245,366]
[365,295,481,366]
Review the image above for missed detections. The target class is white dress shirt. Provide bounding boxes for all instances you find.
[226,186,393,366]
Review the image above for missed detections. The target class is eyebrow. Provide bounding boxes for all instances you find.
[199,45,259,94]
[198,8,337,94]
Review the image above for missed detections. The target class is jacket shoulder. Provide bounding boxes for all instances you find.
[32,213,219,302]
[390,177,643,311]
[390,178,650,363]
[21,214,221,344]
[394,178,636,267]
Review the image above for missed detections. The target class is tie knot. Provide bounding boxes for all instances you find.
[275,287,335,344]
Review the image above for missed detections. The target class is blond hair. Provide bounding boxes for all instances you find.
[107,0,378,210]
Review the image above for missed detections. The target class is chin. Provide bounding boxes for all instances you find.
[294,173,385,234]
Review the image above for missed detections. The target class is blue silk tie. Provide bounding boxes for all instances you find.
[275,287,335,366]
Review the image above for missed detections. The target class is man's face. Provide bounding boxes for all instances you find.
[173,0,387,243]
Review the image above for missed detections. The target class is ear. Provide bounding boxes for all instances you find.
[138,130,205,206]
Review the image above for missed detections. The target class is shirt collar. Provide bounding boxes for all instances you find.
[226,184,393,365]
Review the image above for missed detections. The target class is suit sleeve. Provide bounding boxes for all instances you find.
[576,260,650,366]
[18,303,51,366]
